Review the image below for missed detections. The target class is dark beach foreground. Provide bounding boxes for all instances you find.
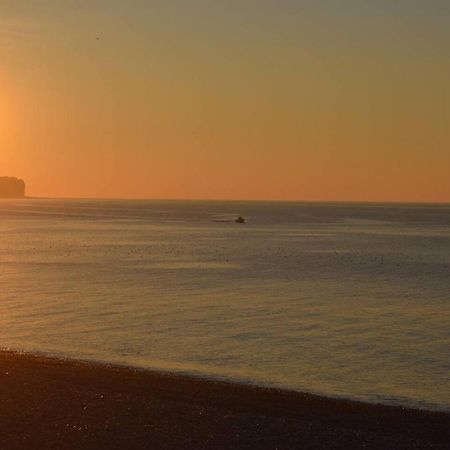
[0,352,448,450]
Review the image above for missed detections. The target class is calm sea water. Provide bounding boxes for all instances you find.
[0,199,449,411]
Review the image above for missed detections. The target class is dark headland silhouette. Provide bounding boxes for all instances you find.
[0,177,26,198]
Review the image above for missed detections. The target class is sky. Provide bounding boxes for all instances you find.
[1,1,449,201]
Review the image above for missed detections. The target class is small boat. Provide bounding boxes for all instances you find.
[235,215,246,223]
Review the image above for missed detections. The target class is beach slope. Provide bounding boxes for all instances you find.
[0,352,448,449]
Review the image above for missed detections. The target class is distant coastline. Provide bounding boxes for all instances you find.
[0,177,25,199]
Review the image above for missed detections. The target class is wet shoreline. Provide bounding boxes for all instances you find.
[0,351,448,449]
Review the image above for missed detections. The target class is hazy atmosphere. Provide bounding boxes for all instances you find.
[1,0,449,201]
[1,3,450,449]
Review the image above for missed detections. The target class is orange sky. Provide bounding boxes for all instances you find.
[1,1,449,201]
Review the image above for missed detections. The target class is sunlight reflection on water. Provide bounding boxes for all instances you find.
[1,199,449,411]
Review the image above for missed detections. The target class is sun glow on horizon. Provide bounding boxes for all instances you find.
[1,1,449,202]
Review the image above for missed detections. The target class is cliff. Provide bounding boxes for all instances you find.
[0,177,26,198]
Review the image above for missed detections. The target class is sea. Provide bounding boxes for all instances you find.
[0,199,449,411]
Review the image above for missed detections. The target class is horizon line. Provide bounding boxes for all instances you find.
[24,196,450,206]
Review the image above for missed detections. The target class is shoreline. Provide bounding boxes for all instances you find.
[0,351,448,449]
[3,349,448,414]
